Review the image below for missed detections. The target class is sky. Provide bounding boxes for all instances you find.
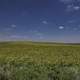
[0,0,80,43]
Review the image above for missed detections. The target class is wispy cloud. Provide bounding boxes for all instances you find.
[67,20,76,23]
[10,35,29,39]
[42,20,48,24]
[73,6,80,10]
[1,24,17,36]
[73,27,78,31]
[35,33,44,39]
[59,0,80,12]
[28,29,45,40]
[58,26,64,30]
[28,30,39,34]
[11,24,16,28]
[60,0,75,4]
[66,5,80,12]
[60,0,80,4]
[3,24,16,32]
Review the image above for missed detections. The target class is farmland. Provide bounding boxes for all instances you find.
[0,41,80,80]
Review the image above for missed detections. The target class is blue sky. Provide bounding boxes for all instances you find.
[0,0,80,42]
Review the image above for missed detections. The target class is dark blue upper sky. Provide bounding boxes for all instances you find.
[0,0,80,42]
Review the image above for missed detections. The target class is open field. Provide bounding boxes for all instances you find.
[0,41,80,80]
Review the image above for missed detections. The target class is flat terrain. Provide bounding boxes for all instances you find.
[0,41,80,80]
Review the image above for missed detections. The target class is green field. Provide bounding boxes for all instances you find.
[0,41,80,80]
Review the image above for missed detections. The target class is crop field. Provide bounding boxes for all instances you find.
[0,41,80,80]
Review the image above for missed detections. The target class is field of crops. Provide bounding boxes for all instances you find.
[0,41,80,80]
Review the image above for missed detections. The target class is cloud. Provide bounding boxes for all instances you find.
[29,30,39,34]
[58,26,64,30]
[73,6,80,10]
[73,27,78,31]
[36,33,43,36]
[11,24,16,28]
[10,35,28,39]
[28,30,45,40]
[59,0,80,12]
[42,20,48,24]
[60,0,80,5]
[3,24,16,35]
[68,20,76,23]
[66,5,80,11]
[60,0,75,4]
[36,33,44,39]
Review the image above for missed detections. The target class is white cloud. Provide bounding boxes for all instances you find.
[73,6,80,10]
[66,5,80,12]
[60,0,80,12]
[58,26,64,30]
[42,20,48,24]
[11,24,16,28]
[60,0,74,4]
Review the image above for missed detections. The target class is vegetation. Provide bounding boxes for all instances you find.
[0,41,80,80]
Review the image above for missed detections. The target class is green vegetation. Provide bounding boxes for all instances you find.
[0,41,80,80]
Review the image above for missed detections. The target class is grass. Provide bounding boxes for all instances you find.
[0,41,80,80]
